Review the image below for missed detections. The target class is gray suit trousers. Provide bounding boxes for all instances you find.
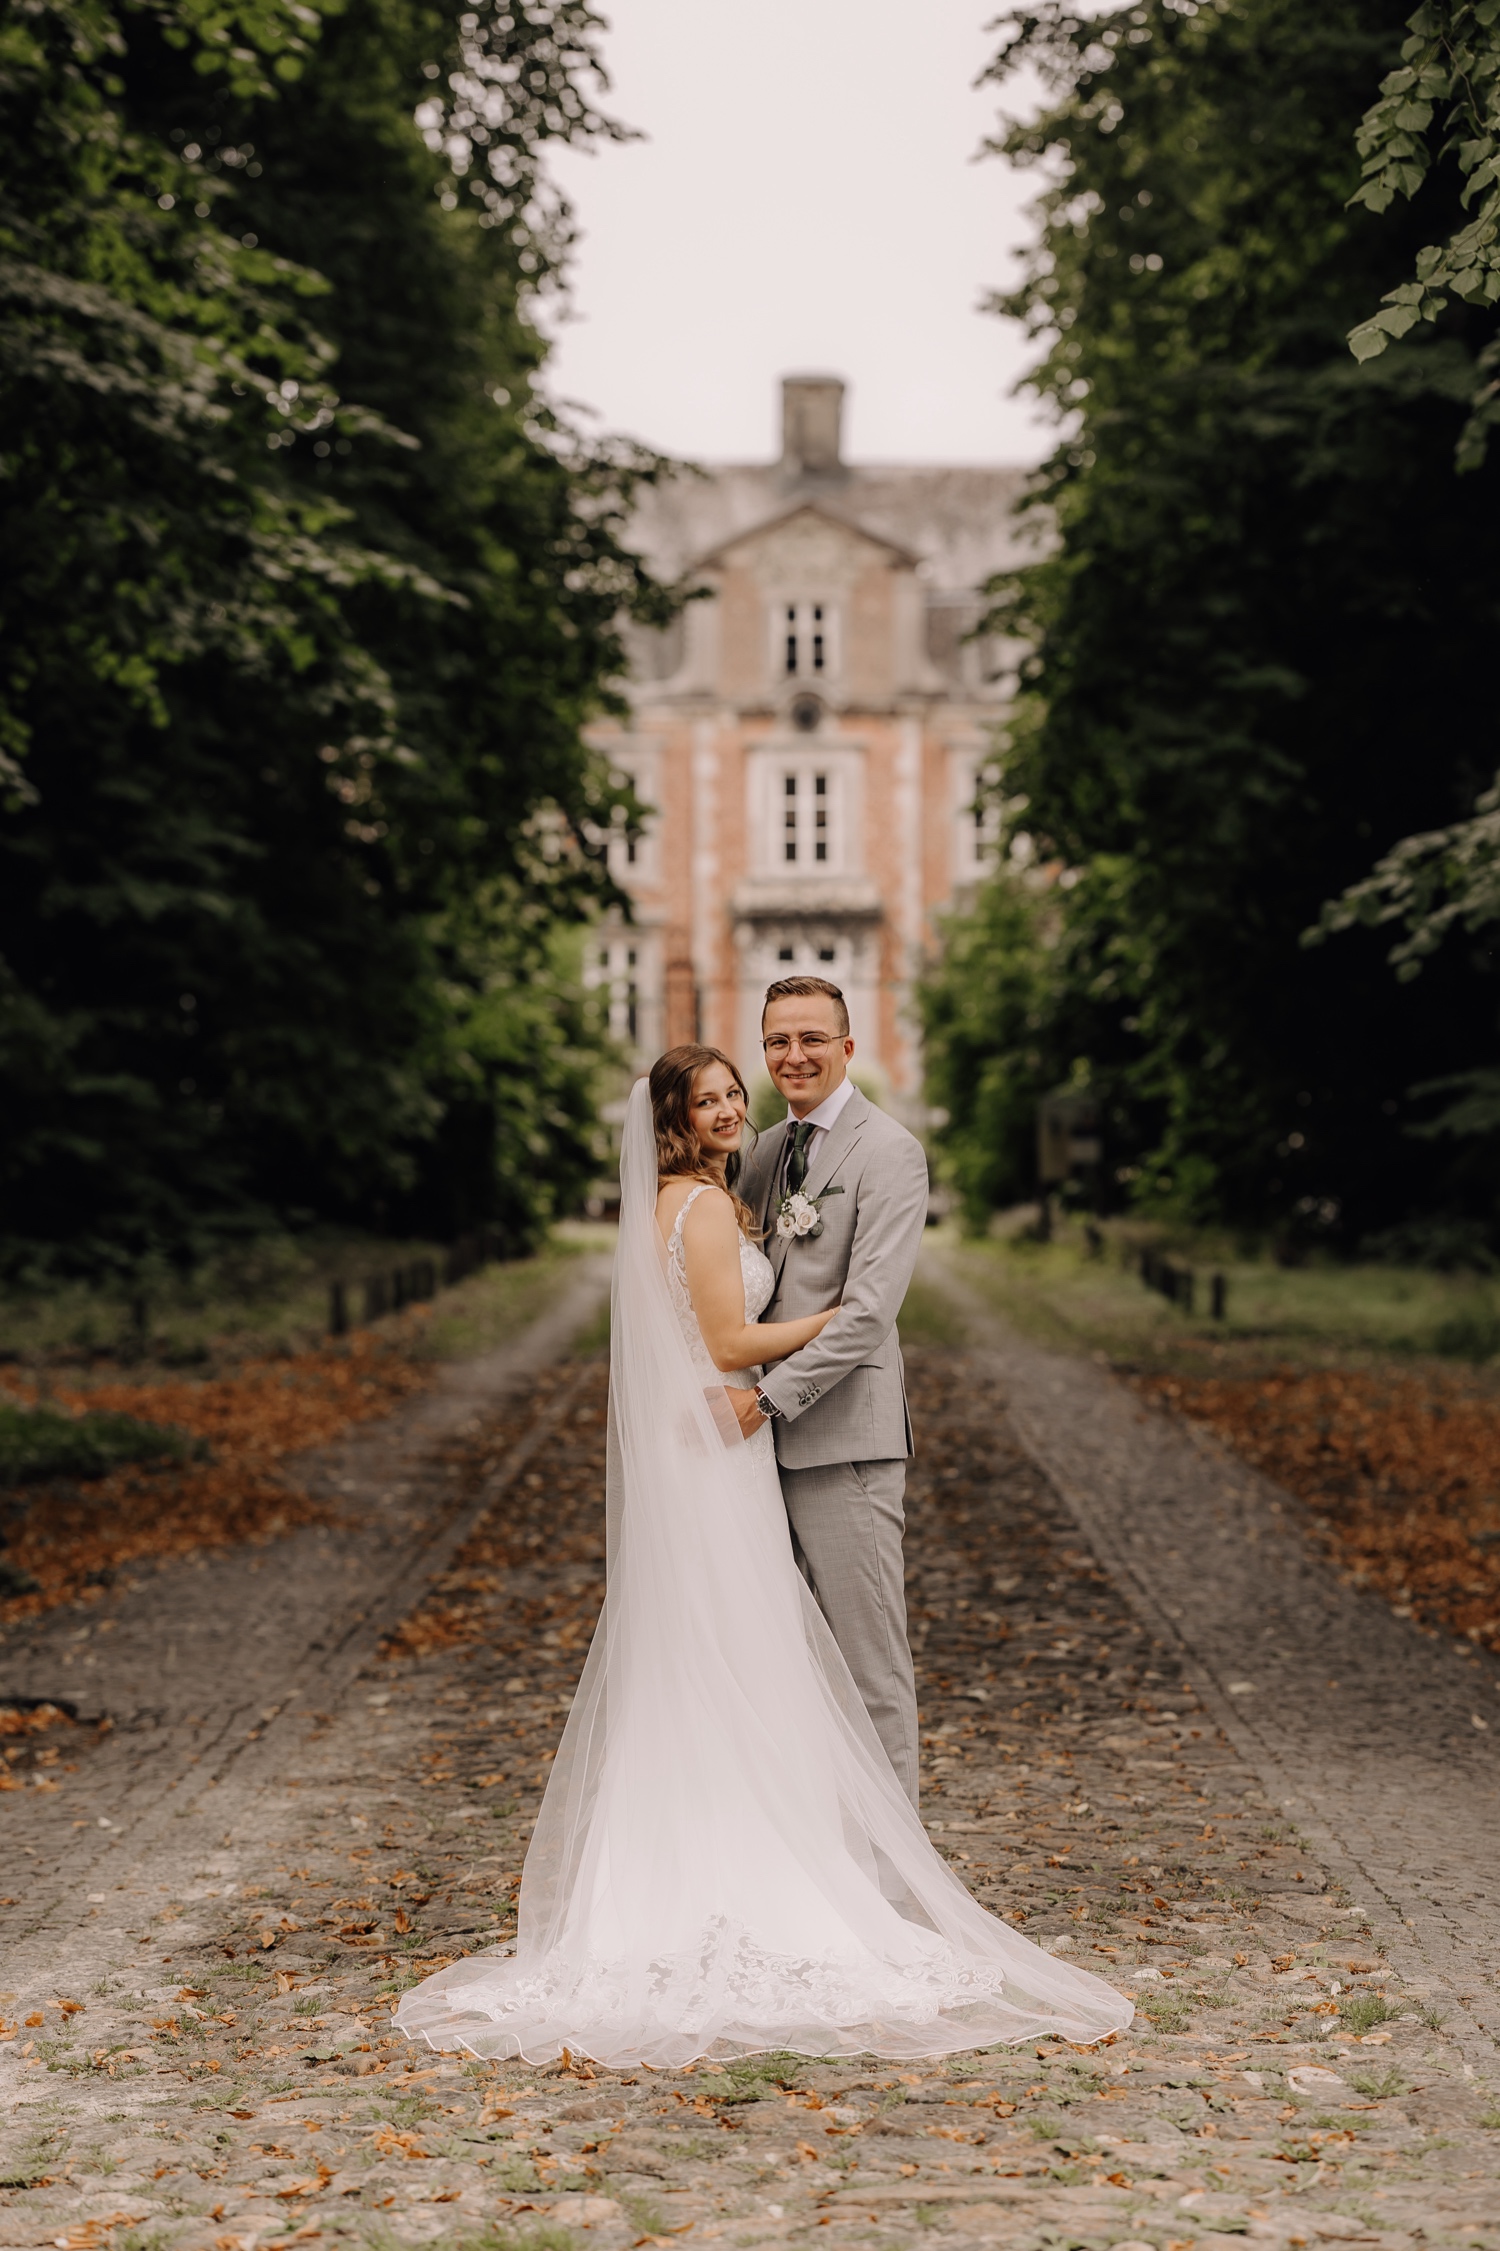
[779,1456,919,1808]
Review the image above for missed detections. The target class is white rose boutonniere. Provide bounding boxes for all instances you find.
[775,1184,843,1242]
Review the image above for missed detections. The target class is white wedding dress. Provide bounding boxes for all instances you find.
[395,1082,1131,2067]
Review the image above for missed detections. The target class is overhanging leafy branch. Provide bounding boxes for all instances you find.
[1348,0,1500,465]
[1309,772,1500,976]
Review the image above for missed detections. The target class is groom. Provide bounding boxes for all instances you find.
[730,977,930,1806]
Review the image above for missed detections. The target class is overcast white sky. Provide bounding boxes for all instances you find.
[540,0,1052,466]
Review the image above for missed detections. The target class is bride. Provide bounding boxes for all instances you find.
[396,1045,1130,2066]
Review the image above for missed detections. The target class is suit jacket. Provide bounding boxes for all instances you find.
[737,1086,929,1470]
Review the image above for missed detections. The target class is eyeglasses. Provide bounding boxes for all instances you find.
[762,1032,837,1059]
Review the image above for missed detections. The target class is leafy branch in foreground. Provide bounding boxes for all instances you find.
[1310,773,1500,1145]
[1309,770,1500,977]
[410,0,629,275]
[1348,1,1500,465]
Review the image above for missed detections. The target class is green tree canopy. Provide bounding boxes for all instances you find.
[0,0,667,1277]
[1311,0,1500,1155]
[923,0,1500,1252]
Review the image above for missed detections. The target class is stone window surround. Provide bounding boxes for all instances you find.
[947,737,1002,881]
[746,731,865,882]
[605,740,663,883]
[586,923,662,1055]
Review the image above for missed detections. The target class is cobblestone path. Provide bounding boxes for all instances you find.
[5,1339,1499,2250]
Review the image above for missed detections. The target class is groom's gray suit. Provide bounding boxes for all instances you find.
[738,1088,929,1804]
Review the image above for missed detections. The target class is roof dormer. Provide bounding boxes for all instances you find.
[696,502,918,709]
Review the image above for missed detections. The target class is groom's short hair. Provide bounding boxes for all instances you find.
[762,976,850,1036]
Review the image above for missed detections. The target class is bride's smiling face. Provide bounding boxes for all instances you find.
[689,1062,747,1160]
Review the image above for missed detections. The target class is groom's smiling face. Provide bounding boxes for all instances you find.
[762,993,854,1117]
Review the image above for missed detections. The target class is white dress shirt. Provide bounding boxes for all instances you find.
[780,1073,856,1193]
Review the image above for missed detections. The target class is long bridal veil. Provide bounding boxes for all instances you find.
[395,1079,1131,2066]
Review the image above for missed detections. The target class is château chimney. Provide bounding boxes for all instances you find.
[781,375,846,476]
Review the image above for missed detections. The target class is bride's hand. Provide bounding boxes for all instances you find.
[727,1387,763,1441]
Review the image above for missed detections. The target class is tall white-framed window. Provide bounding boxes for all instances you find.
[776,601,837,681]
[608,804,647,875]
[781,767,832,866]
[747,738,862,880]
[590,936,640,1045]
[951,749,1001,880]
[605,753,659,882]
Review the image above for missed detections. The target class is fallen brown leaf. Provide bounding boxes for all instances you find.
[370,2124,430,2160]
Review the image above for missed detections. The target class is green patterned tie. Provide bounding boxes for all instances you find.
[786,1120,816,1196]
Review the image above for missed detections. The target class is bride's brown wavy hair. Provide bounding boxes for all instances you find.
[649,1044,761,1237]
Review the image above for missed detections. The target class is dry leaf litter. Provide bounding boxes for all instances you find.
[1136,1370,1500,1654]
[0,1332,432,1626]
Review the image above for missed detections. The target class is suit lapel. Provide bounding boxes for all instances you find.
[804,1088,867,1201]
[766,1088,868,1286]
[754,1120,792,1230]
[765,1118,794,1284]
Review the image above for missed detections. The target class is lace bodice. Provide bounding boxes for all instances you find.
[664,1184,775,1387]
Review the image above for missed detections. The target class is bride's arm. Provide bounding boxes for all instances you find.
[682,1189,836,1374]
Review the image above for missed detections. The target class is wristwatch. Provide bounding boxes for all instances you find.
[753,1386,780,1420]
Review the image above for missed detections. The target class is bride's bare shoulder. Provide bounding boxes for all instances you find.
[655,1177,735,1237]
[655,1177,724,1218]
